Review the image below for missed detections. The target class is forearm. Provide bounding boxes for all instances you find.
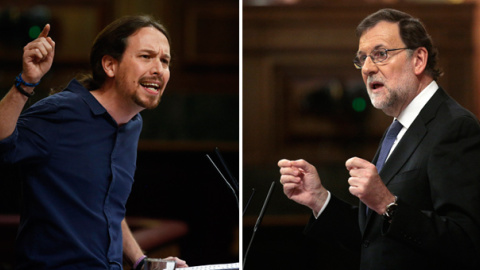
[0,85,31,141]
[122,218,145,268]
[0,23,55,141]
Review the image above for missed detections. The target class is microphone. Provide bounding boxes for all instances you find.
[243,188,255,216]
[243,181,276,268]
[206,153,238,206]
[215,147,238,191]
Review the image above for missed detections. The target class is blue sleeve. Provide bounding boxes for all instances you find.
[0,99,60,165]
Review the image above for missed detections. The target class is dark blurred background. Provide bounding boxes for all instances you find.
[0,0,239,269]
[243,0,480,269]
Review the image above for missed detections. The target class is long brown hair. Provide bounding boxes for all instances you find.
[79,15,171,90]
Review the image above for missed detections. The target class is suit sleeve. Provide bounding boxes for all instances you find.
[305,195,362,253]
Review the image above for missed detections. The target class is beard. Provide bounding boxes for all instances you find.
[369,86,405,110]
[368,67,417,116]
[368,83,411,116]
[115,74,164,110]
[132,92,161,110]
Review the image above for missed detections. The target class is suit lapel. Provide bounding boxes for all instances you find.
[360,87,449,232]
[379,122,426,185]
[380,88,447,185]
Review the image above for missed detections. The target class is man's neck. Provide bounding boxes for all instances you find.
[417,77,434,97]
[383,76,434,118]
[90,86,143,126]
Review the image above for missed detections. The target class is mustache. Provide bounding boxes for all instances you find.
[139,76,165,85]
[367,76,384,84]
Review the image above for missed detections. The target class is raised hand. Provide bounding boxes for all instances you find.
[278,159,328,214]
[22,24,55,84]
[345,157,395,214]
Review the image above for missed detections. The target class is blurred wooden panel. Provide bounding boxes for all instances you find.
[48,6,103,62]
[0,1,112,64]
[243,3,475,166]
[184,3,239,66]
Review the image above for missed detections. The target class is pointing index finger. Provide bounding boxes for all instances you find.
[38,24,50,38]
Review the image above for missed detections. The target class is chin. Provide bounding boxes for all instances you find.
[144,102,160,110]
[133,95,161,110]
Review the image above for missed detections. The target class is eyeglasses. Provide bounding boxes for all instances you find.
[353,48,411,69]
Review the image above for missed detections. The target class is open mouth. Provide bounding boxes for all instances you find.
[370,81,384,90]
[140,82,161,93]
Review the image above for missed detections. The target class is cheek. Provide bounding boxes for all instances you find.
[362,74,368,87]
[164,70,171,83]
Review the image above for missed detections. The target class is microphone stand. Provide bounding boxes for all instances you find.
[243,181,276,269]
[206,154,238,206]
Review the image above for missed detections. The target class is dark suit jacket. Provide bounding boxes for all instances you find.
[305,88,480,270]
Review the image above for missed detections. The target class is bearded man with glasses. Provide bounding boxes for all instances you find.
[279,8,480,270]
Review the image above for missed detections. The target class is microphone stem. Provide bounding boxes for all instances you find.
[243,181,276,269]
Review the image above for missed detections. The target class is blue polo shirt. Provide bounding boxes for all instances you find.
[0,79,143,269]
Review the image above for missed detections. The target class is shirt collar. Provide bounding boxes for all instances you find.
[65,79,107,116]
[396,80,439,129]
[64,79,142,125]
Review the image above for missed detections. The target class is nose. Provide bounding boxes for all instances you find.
[362,56,378,76]
[151,58,166,76]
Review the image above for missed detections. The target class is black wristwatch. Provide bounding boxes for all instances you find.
[383,196,398,223]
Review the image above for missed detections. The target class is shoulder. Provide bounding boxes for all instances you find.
[438,94,479,132]
[422,88,479,130]
[22,89,84,117]
[429,92,480,144]
[20,81,92,125]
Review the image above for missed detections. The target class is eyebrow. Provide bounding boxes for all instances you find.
[357,44,386,55]
[139,49,171,59]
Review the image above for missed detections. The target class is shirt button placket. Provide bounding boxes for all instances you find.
[105,129,119,262]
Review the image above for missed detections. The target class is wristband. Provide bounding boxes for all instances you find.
[14,83,35,98]
[14,72,39,98]
[133,255,147,270]
[16,72,41,87]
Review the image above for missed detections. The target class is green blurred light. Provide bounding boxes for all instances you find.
[352,97,367,112]
[29,26,42,39]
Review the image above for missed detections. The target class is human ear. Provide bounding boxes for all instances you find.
[102,55,118,78]
[413,47,428,76]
